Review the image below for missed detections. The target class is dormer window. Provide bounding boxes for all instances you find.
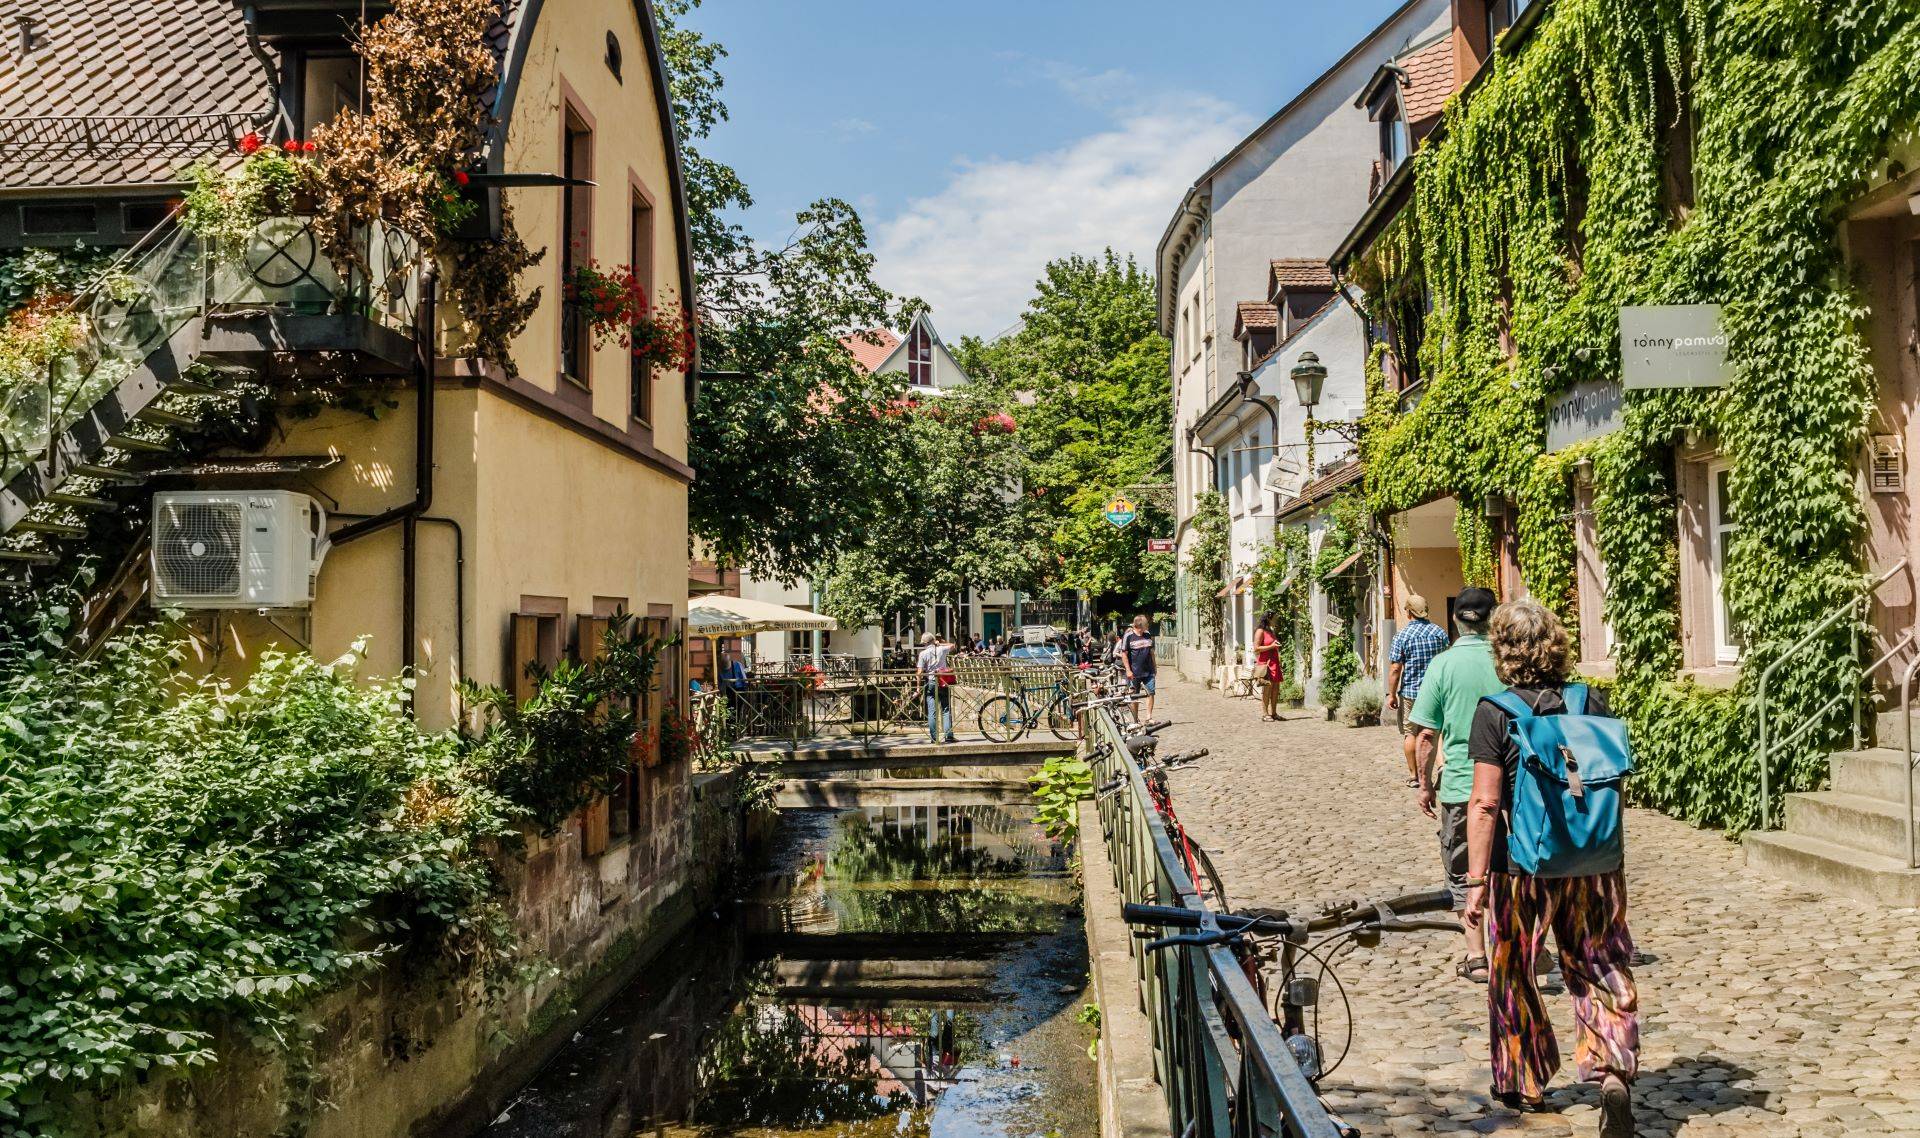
[292,50,359,138]
[1380,101,1410,175]
[1488,0,1535,40]
[907,323,935,387]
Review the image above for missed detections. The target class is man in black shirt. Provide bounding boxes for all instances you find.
[1121,614,1157,719]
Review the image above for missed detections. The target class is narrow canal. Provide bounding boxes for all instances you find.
[482,786,1097,1137]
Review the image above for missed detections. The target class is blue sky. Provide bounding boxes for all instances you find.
[683,0,1414,339]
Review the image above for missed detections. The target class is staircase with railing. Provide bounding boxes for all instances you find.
[1744,560,1920,903]
[0,212,421,581]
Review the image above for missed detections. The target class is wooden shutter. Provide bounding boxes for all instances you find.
[510,613,542,704]
[577,613,616,857]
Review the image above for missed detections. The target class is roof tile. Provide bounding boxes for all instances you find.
[1234,302,1278,337]
[1398,38,1456,124]
[1270,258,1336,293]
[839,328,899,373]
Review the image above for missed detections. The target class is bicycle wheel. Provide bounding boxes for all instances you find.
[977,695,1030,742]
[1045,694,1079,741]
[1191,842,1231,913]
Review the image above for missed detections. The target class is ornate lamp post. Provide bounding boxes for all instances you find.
[1291,351,1329,475]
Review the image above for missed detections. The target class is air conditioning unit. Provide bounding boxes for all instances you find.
[151,490,330,610]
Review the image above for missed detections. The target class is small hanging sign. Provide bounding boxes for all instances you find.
[1103,496,1138,529]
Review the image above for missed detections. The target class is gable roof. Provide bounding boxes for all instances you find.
[0,0,276,192]
[840,328,900,374]
[1270,259,1337,295]
[1234,302,1279,339]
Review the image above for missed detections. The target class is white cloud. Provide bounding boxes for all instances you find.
[873,92,1251,340]
[832,117,877,137]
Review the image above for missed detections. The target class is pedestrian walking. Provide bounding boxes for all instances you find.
[1387,594,1449,786]
[1120,614,1158,719]
[1407,586,1501,983]
[1253,613,1284,720]
[1462,599,1638,1135]
[916,632,957,744]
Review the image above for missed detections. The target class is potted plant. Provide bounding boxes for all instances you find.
[565,260,696,372]
[1278,678,1306,710]
[1337,677,1384,728]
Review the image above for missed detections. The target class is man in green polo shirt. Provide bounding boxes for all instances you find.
[1408,587,1502,983]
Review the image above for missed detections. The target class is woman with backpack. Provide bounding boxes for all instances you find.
[1461,599,1638,1137]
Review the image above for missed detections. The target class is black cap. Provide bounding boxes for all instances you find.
[1455,587,1497,623]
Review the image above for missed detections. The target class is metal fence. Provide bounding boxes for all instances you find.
[723,659,1080,745]
[1085,707,1343,1138]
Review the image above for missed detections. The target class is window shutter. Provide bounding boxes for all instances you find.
[577,615,612,665]
[510,613,542,704]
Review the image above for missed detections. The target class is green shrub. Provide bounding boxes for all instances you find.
[1319,636,1359,706]
[1338,677,1385,725]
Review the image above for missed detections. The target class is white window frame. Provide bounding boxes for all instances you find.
[1707,460,1740,664]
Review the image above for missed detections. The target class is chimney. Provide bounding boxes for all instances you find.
[1449,0,1491,90]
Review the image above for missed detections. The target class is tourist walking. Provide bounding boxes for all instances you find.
[1407,586,1501,983]
[1387,594,1449,786]
[1463,599,1638,1135]
[1252,613,1284,720]
[1120,614,1158,719]
[916,632,957,744]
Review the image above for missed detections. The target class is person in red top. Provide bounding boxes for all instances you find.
[1253,613,1284,720]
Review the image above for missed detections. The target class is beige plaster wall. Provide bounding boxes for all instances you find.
[500,0,689,463]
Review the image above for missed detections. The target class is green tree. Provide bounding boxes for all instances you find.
[656,1,918,582]
[955,252,1172,614]
[820,390,1042,629]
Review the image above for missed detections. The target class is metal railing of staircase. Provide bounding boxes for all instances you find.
[1084,706,1342,1138]
[1898,654,1920,869]
[1754,559,1912,831]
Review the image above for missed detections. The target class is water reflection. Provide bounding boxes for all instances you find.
[482,802,1093,1138]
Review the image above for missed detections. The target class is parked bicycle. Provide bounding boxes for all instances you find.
[976,667,1087,742]
[1124,889,1458,1094]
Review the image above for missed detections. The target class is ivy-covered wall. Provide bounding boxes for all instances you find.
[1355,1,1920,831]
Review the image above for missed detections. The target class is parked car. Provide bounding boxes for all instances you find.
[1009,644,1065,666]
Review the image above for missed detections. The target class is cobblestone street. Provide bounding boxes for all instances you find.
[1151,674,1920,1137]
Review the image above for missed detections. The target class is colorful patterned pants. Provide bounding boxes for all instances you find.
[1486,870,1639,1099]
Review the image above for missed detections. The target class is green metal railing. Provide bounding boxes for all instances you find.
[1085,707,1343,1138]
[721,659,1079,746]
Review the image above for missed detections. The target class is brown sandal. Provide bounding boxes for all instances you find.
[1456,956,1489,984]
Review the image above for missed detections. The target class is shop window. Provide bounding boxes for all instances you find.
[1707,463,1742,663]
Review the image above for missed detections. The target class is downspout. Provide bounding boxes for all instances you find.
[235,5,288,135]
[331,264,439,705]
[1235,370,1284,514]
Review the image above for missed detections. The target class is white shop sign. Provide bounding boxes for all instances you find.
[1546,380,1624,452]
[1620,303,1730,389]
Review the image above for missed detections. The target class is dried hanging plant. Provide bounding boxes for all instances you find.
[311,0,542,373]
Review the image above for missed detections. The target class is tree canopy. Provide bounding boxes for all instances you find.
[956,252,1173,617]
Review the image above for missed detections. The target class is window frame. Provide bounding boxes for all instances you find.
[1706,460,1741,664]
[627,174,657,425]
[559,95,596,390]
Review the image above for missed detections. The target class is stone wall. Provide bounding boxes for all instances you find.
[76,766,754,1138]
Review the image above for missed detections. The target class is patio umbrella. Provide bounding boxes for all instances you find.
[686,595,839,682]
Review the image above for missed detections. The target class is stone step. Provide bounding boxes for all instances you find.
[1783,790,1915,860]
[1742,829,1920,907]
[1828,748,1920,802]
[1873,708,1920,749]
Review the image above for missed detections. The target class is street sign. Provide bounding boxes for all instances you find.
[1146,538,1175,553]
[1546,379,1624,451]
[1103,496,1137,529]
[1620,304,1730,389]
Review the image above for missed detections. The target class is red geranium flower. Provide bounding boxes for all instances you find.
[453,170,470,186]
[282,139,299,152]
[301,140,317,153]
[238,131,262,155]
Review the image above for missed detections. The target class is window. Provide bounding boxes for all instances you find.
[629,188,655,422]
[1379,103,1410,175]
[122,201,171,236]
[907,323,935,387]
[297,52,358,138]
[20,203,96,236]
[1707,463,1741,663]
[560,107,594,385]
[1488,0,1534,39]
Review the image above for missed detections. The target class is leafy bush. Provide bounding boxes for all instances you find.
[1030,754,1093,841]
[1319,634,1359,707]
[1337,677,1385,726]
[0,626,516,1132]
[1277,678,1305,704]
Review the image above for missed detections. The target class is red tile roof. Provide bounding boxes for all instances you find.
[1234,302,1279,338]
[839,328,899,373]
[1270,259,1336,294]
[0,0,276,191]
[1398,38,1456,124]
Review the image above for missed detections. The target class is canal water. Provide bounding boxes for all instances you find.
[483,795,1096,1138]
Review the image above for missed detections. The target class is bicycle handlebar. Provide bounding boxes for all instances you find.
[1122,887,1458,942]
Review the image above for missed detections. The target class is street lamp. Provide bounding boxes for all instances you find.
[1292,352,1330,474]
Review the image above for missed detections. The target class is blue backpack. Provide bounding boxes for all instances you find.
[1483,684,1634,878]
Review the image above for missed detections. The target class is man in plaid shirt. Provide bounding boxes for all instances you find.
[1387,595,1449,788]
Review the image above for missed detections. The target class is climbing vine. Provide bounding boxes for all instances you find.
[1182,491,1230,664]
[1355,0,1920,830]
[1250,525,1313,678]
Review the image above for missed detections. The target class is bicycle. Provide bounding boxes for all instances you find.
[976,666,1089,742]
[1123,888,1458,1093]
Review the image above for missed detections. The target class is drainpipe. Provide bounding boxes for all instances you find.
[331,263,439,704]
[1235,370,1284,514]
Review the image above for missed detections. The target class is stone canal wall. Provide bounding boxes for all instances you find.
[77,767,759,1138]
